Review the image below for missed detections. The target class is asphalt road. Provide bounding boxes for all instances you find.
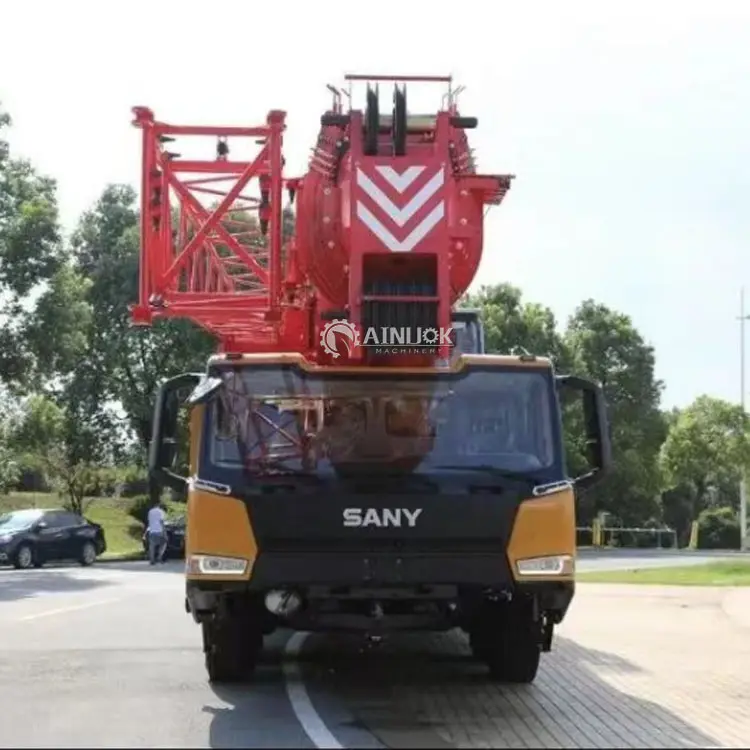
[0,550,747,749]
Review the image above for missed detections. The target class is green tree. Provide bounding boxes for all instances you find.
[564,300,668,525]
[0,413,20,494]
[11,393,121,513]
[69,184,215,453]
[462,283,571,367]
[23,263,93,385]
[659,395,749,539]
[18,257,134,491]
[0,106,63,388]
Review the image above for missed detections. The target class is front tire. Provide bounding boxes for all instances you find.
[203,617,263,683]
[80,541,97,566]
[471,599,542,684]
[13,543,35,570]
[469,631,490,661]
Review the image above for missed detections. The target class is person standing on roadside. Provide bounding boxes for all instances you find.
[146,500,167,565]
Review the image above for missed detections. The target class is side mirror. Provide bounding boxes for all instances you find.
[34,521,48,531]
[187,376,224,406]
[148,372,204,491]
[556,374,613,489]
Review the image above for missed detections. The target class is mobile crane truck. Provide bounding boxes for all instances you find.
[131,74,612,684]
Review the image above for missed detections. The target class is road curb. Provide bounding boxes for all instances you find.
[98,555,145,564]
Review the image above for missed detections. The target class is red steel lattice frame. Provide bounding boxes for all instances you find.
[130,106,293,352]
[130,74,514,365]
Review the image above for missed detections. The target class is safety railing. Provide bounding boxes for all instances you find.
[577,518,678,549]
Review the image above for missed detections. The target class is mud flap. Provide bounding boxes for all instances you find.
[541,617,554,652]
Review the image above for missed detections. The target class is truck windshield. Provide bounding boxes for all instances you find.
[201,364,561,481]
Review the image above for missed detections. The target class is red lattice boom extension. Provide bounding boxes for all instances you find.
[129,106,292,352]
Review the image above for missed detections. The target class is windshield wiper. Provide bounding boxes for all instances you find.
[433,464,541,486]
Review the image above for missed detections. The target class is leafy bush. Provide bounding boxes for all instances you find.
[119,465,149,497]
[576,527,593,546]
[0,419,22,494]
[635,519,676,548]
[608,529,658,548]
[635,529,675,549]
[0,444,20,495]
[127,495,153,526]
[83,466,121,498]
[697,506,740,550]
[14,464,50,492]
[602,526,675,548]
[634,530,658,548]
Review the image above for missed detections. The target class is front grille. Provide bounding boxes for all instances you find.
[258,538,505,554]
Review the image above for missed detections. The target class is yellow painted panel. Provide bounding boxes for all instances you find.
[507,486,576,582]
[186,489,257,581]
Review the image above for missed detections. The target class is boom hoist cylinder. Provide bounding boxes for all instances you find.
[129,74,513,365]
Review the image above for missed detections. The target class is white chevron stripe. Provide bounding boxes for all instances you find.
[357,201,444,253]
[357,167,444,227]
[375,165,425,193]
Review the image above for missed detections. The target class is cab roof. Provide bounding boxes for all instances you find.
[206,352,553,371]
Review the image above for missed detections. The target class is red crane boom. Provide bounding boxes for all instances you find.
[130,74,513,363]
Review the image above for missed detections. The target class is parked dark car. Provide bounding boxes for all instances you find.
[0,508,107,569]
[142,515,185,561]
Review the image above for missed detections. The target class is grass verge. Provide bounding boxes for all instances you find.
[0,492,182,560]
[578,560,750,586]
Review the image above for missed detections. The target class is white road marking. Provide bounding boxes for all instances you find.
[283,632,343,749]
[16,597,122,621]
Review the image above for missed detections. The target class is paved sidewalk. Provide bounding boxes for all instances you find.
[722,587,750,629]
[314,584,750,748]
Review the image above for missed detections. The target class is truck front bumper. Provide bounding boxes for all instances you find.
[185,550,575,631]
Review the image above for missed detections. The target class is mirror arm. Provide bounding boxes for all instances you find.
[151,465,188,492]
[573,468,599,490]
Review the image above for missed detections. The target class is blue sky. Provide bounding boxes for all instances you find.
[1,0,749,409]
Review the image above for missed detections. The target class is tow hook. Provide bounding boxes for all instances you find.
[362,603,385,649]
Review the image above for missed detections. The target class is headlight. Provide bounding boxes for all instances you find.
[0,534,11,544]
[187,554,248,576]
[516,554,574,577]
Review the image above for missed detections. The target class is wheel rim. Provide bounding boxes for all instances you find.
[18,546,32,568]
[83,543,95,563]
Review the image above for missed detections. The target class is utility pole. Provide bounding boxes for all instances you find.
[739,287,749,551]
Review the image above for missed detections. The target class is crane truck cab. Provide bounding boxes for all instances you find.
[149,351,611,685]
[451,308,485,354]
